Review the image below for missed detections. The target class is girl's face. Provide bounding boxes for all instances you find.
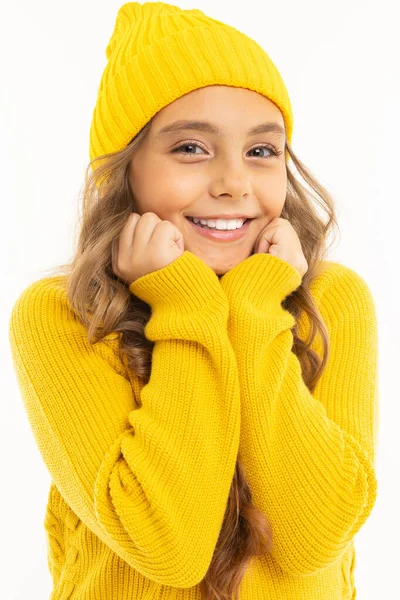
[128,85,287,276]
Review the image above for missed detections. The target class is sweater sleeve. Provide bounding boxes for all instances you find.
[8,250,241,588]
[219,252,379,576]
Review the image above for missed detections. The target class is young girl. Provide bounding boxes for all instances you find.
[8,2,379,599]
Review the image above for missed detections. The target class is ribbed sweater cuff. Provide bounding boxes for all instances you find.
[219,252,302,310]
[129,250,228,315]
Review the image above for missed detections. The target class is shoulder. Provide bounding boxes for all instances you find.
[8,276,71,343]
[297,259,378,361]
[9,274,121,346]
[10,275,69,316]
[309,259,377,322]
[9,275,129,379]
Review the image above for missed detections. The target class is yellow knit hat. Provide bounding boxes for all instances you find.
[89,1,293,169]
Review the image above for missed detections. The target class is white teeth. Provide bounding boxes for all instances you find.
[188,217,246,230]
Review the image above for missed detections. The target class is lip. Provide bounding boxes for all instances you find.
[185,217,253,241]
[187,214,254,220]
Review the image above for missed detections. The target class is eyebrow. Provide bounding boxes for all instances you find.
[155,119,286,140]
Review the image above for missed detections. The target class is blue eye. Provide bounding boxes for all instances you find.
[171,141,282,159]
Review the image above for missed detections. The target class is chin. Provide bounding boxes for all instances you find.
[212,255,252,277]
[185,242,254,275]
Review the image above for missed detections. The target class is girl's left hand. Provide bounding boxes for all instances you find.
[253,217,309,278]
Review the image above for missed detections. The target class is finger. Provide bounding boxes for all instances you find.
[130,212,162,251]
[258,236,270,254]
[265,216,288,229]
[112,214,140,275]
[118,212,141,251]
[150,220,184,250]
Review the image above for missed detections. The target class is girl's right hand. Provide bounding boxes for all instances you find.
[111,212,185,286]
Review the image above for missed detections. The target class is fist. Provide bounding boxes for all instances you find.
[111,212,185,285]
[253,217,308,278]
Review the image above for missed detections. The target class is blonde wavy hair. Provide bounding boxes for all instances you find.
[44,114,339,599]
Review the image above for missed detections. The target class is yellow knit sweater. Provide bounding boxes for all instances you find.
[8,250,379,599]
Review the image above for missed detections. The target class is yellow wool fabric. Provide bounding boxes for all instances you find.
[89,1,294,169]
[8,251,379,599]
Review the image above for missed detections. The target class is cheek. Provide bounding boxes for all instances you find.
[259,194,286,217]
[258,172,286,211]
[133,162,203,214]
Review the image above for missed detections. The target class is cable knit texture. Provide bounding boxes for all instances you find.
[8,250,379,599]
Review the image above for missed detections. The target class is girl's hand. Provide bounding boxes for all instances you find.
[253,217,308,278]
[111,212,185,285]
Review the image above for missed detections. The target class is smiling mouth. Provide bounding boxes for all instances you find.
[185,216,254,241]
[185,217,253,230]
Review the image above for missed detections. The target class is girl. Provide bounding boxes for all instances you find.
[8,2,379,599]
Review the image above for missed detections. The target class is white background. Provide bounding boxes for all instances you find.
[1,0,399,598]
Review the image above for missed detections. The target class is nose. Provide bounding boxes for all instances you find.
[212,164,253,201]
